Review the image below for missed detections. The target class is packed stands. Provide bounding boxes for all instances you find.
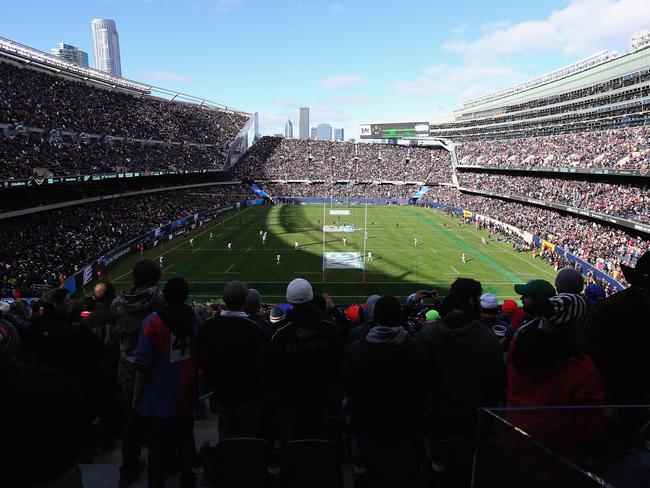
[231,136,454,182]
[0,185,255,298]
[0,60,248,144]
[261,182,420,199]
[456,172,650,224]
[455,126,650,170]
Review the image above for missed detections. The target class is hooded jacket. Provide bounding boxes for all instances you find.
[344,324,428,440]
[111,286,164,389]
[419,311,506,439]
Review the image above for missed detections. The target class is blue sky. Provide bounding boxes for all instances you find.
[1,0,649,139]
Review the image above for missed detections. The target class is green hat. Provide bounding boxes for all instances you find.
[514,280,556,300]
[425,309,440,321]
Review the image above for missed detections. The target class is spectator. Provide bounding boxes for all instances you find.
[555,268,585,294]
[133,277,201,488]
[499,299,519,326]
[506,293,604,481]
[584,283,606,311]
[344,296,428,442]
[244,288,274,337]
[111,258,164,487]
[0,319,86,488]
[587,251,650,437]
[83,281,119,450]
[197,281,270,439]
[346,294,380,345]
[419,278,505,440]
[478,293,512,343]
[269,305,287,327]
[271,278,342,439]
[512,279,557,333]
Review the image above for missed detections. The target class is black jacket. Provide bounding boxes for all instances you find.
[197,313,270,406]
[271,305,342,403]
[344,330,428,440]
[0,364,84,487]
[419,311,506,439]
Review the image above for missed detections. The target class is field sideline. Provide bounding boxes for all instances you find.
[90,204,557,304]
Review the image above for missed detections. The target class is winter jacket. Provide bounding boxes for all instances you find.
[419,311,506,439]
[344,327,428,440]
[112,286,164,390]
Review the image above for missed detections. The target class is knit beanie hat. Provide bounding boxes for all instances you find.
[541,293,587,334]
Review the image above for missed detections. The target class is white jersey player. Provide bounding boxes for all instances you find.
[461,253,466,264]
[414,237,418,247]
[159,255,164,267]
[481,237,487,245]
[342,237,347,247]
[262,234,267,245]
[367,251,373,261]
[189,238,194,247]
[260,230,263,236]
[209,232,213,241]
[228,242,232,251]
[294,241,299,250]
[276,254,281,265]
[364,231,368,240]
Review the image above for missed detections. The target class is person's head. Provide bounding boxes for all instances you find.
[0,319,20,367]
[540,293,588,335]
[501,299,518,315]
[448,278,482,317]
[269,306,286,324]
[41,288,73,317]
[555,268,584,294]
[365,295,381,322]
[479,293,500,317]
[286,278,314,306]
[584,284,606,309]
[163,277,189,305]
[244,289,262,316]
[514,279,556,313]
[132,259,162,290]
[222,281,249,311]
[345,304,364,326]
[194,304,212,322]
[93,281,116,304]
[374,296,403,327]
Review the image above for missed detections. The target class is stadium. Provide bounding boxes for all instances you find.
[1,8,650,488]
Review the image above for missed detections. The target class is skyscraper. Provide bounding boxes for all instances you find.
[316,123,333,141]
[299,107,309,139]
[334,128,345,142]
[51,43,89,67]
[92,19,122,76]
[310,127,317,140]
[284,119,293,139]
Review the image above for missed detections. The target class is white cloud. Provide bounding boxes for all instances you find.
[213,0,240,12]
[325,94,373,105]
[329,2,343,15]
[319,73,363,90]
[141,70,193,83]
[393,63,527,101]
[443,0,650,59]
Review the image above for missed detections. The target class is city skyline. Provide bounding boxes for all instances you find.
[51,42,89,67]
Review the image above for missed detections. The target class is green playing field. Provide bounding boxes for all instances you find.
[94,203,558,304]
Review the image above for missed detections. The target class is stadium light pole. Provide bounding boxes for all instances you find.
[322,199,326,282]
[362,195,368,283]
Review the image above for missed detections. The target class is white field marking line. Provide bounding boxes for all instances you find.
[134,281,526,285]
[434,209,556,278]
[430,248,437,254]
[245,246,253,253]
[192,247,201,253]
[449,265,460,274]
[163,264,175,272]
[225,264,234,273]
[110,207,252,283]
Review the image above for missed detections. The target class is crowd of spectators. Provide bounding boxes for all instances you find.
[456,126,650,171]
[2,254,650,487]
[260,182,420,199]
[231,136,454,182]
[420,186,648,282]
[0,61,248,144]
[0,131,227,179]
[0,185,254,298]
[457,172,650,224]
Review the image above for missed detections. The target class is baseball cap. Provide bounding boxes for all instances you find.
[514,280,556,300]
[425,309,440,321]
[501,299,518,314]
[555,268,584,294]
[286,278,314,304]
[480,293,499,309]
[269,306,286,323]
